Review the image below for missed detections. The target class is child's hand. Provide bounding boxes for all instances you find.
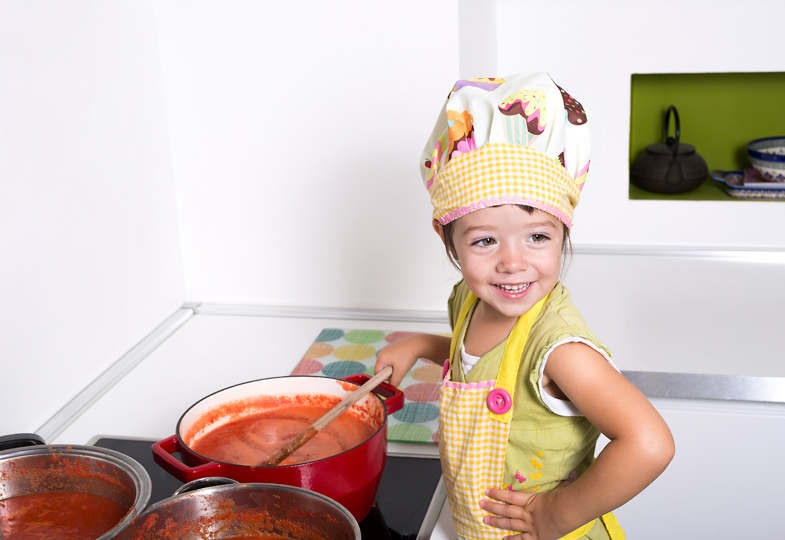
[374,333,450,386]
[480,472,576,540]
[374,337,419,387]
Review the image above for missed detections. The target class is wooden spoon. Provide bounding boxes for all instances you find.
[259,365,394,467]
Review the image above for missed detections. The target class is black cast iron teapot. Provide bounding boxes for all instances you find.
[630,105,708,194]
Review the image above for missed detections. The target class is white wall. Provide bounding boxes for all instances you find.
[0,1,184,435]
[495,0,785,249]
[154,0,785,311]
[151,0,461,311]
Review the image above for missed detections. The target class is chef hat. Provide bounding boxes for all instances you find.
[421,73,591,229]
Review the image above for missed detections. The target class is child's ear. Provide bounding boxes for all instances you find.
[432,219,444,242]
[432,220,450,249]
[433,220,459,263]
[431,219,461,270]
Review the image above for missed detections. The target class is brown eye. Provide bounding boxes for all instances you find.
[474,237,496,247]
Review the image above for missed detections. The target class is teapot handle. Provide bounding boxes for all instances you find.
[664,105,680,159]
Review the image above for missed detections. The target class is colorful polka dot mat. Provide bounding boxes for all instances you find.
[291,328,442,444]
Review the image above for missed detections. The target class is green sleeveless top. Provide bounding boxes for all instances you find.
[447,280,613,494]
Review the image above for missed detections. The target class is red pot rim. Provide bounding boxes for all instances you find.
[174,375,393,468]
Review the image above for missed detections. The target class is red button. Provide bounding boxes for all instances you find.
[487,388,512,414]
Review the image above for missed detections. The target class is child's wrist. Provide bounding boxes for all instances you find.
[540,488,583,536]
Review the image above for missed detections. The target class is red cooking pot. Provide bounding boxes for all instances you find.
[152,373,403,521]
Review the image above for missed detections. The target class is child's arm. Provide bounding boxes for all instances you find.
[374,333,451,386]
[481,341,675,540]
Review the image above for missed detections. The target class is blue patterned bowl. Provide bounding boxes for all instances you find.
[747,137,785,182]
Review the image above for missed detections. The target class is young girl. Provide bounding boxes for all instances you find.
[375,73,674,540]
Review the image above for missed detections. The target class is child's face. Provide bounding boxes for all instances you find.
[445,205,564,321]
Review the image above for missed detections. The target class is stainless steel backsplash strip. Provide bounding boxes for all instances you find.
[623,371,785,404]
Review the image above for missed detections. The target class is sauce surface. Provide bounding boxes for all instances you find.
[191,405,376,466]
[0,490,128,540]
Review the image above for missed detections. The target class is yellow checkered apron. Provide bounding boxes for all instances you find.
[439,293,619,539]
[439,292,547,539]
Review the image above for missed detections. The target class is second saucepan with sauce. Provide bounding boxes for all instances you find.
[114,479,360,540]
[0,436,151,539]
[152,374,403,521]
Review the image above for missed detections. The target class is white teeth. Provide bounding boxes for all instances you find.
[498,283,529,292]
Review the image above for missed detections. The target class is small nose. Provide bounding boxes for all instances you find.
[497,243,527,272]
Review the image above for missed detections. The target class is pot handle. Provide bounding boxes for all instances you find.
[152,435,225,482]
[0,433,46,452]
[343,373,405,415]
[173,477,239,496]
[664,105,680,160]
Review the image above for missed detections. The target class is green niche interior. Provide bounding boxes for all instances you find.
[629,72,785,200]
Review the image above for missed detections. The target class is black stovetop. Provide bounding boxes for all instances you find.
[92,436,444,540]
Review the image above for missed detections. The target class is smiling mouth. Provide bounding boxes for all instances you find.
[495,283,531,293]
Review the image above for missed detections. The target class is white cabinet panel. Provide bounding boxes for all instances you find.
[611,398,785,537]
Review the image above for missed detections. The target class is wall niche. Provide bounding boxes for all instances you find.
[629,72,785,201]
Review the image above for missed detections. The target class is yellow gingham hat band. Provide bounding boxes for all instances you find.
[430,143,579,227]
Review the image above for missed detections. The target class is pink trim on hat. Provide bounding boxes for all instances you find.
[576,161,590,179]
[437,196,574,229]
[575,161,590,192]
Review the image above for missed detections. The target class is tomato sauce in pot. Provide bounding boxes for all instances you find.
[190,401,376,466]
[0,490,128,540]
[154,376,402,522]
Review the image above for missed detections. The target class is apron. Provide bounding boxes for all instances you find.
[439,291,624,540]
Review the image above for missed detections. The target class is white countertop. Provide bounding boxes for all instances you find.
[53,309,458,538]
[54,311,452,445]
